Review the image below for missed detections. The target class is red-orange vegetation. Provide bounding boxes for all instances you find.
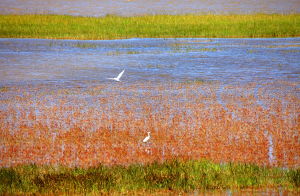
[0,81,299,168]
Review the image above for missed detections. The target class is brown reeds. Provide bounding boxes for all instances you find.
[0,81,299,168]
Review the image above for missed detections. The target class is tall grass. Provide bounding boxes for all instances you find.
[0,81,299,168]
[0,14,299,39]
[0,159,299,194]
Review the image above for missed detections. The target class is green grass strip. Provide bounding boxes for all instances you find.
[0,159,299,194]
[0,14,299,40]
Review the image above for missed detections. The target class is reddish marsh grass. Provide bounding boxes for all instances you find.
[0,81,299,168]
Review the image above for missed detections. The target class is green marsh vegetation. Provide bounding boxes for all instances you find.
[0,14,299,40]
[0,159,299,194]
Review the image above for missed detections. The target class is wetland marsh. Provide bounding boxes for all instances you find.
[0,19,300,195]
[1,37,299,167]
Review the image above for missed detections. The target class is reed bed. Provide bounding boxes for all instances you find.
[0,81,299,168]
[0,14,299,39]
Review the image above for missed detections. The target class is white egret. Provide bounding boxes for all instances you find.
[143,132,151,143]
[107,69,125,82]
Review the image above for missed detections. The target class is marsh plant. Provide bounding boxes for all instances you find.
[0,14,299,39]
[0,81,299,168]
[0,159,299,194]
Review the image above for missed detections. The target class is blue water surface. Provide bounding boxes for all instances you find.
[0,38,299,87]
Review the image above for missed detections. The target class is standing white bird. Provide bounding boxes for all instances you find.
[107,69,125,82]
[143,132,151,143]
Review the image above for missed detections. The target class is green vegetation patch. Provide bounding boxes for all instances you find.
[0,14,299,39]
[0,159,299,194]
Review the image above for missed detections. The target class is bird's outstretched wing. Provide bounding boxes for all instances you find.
[116,69,125,80]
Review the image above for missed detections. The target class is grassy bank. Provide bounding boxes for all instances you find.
[0,159,299,194]
[0,14,299,40]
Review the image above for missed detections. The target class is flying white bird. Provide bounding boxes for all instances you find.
[143,132,151,143]
[107,69,125,82]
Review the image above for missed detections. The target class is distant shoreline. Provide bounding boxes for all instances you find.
[0,14,299,40]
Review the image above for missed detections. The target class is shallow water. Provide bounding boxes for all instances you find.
[0,0,299,16]
[0,38,299,88]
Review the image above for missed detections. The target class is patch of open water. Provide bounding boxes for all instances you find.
[0,38,299,88]
[0,0,299,16]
